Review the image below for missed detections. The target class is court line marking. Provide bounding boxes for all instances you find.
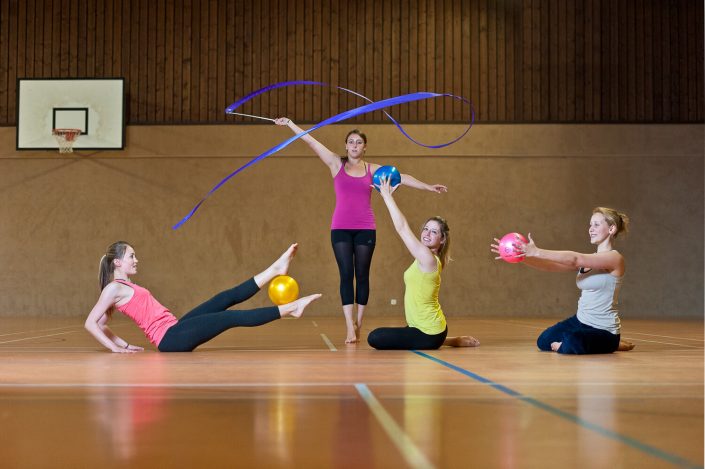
[0,331,78,345]
[0,322,133,338]
[629,331,704,342]
[413,351,702,469]
[621,338,703,349]
[355,383,435,469]
[320,334,337,351]
[0,326,83,337]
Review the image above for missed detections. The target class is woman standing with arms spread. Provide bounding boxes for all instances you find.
[275,118,447,344]
[491,207,634,354]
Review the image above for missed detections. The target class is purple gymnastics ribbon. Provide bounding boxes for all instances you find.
[173,82,474,229]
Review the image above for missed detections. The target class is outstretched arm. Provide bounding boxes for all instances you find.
[400,173,447,194]
[491,236,576,272]
[520,234,624,275]
[274,117,342,176]
[84,283,142,353]
[522,256,580,272]
[377,177,438,272]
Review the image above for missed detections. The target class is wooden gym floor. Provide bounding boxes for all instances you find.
[0,316,702,468]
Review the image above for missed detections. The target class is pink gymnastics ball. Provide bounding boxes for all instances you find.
[499,232,528,263]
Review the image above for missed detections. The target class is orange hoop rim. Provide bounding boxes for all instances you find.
[52,128,82,141]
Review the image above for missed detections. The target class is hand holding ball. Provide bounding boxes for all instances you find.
[498,232,528,263]
[268,275,299,305]
[372,165,401,191]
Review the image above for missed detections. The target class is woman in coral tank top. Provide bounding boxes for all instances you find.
[85,241,320,352]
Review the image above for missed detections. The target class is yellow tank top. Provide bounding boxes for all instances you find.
[403,256,447,335]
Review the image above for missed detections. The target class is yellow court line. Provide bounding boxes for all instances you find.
[320,333,337,351]
[355,383,435,469]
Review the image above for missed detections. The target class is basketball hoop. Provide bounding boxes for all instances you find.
[52,128,81,153]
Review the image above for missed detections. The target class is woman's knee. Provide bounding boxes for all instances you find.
[367,329,384,349]
[536,330,554,351]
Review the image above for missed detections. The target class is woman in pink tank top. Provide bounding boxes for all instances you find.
[85,241,321,353]
[276,117,448,345]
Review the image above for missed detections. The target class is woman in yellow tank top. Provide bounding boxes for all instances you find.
[367,176,479,350]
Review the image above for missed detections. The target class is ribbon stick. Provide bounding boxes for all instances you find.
[225,111,276,122]
[173,82,474,229]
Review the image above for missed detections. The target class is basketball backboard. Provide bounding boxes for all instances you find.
[16,78,125,151]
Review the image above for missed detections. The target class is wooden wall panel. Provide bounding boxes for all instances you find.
[0,1,8,124]
[0,0,703,126]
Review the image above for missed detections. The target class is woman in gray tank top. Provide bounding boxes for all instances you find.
[491,207,634,354]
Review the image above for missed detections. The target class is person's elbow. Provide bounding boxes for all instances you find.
[84,317,97,333]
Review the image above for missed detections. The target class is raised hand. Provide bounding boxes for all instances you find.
[375,175,400,197]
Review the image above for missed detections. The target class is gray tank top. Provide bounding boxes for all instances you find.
[575,267,623,334]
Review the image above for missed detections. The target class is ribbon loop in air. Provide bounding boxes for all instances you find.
[173,82,474,229]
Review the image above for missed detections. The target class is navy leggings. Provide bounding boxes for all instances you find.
[537,315,620,355]
[368,326,448,350]
[331,229,376,306]
[158,278,280,352]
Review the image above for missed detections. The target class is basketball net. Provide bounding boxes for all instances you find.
[52,128,81,153]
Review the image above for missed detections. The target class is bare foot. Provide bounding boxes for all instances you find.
[444,336,480,347]
[272,243,298,276]
[280,293,321,318]
[345,325,359,344]
[550,341,562,352]
[618,339,635,351]
[354,323,362,341]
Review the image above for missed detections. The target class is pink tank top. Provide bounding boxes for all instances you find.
[331,163,376,230]
[114,280,178,346]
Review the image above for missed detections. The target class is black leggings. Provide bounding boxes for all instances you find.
[331,229,376,306]
[158,278,280,352]
[368,326,448,350]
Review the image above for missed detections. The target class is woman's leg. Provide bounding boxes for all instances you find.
[252,243,299,288]
[367,326,447,350]
[158,294,321,352]
[179,244,299,323]
[557,327,620,355]
[159,307,282,352]
[444,336,480,347]
[331,230,357,343]
[536,316,580,351]
[179,278,260,322]
[618,340,635,351]
[352,230,375,341]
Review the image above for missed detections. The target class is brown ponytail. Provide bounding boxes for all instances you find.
[98,241,132,291]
